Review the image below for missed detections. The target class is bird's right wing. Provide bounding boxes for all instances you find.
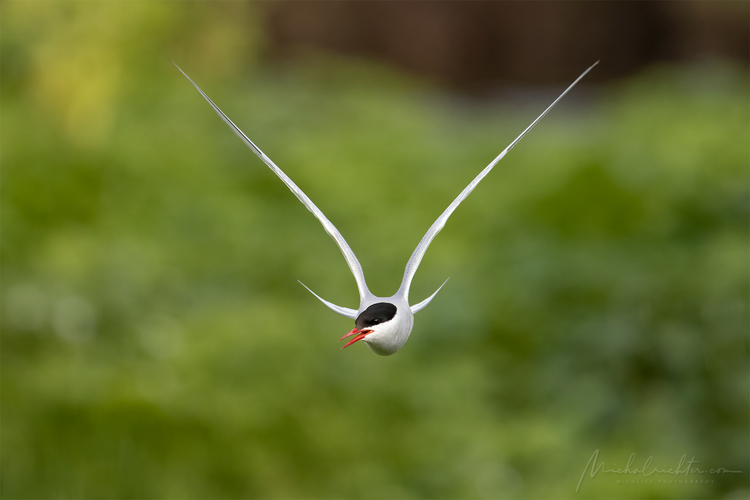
[398,61,599,305]
[298,281,358,319]
[175,63,372,306]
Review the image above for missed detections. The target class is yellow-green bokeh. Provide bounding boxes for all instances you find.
[2,2,748,499]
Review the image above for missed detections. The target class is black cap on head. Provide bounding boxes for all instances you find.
[356,302,397,330]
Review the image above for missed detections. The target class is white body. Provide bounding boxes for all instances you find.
[358,295,414,356]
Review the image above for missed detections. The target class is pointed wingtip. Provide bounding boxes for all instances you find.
[171,61,192,81]
[575,60,600,81]
[579,60,600,79]
[410,277,450,315]
[297,281,359,319]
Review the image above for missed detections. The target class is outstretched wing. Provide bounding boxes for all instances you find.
[298,281,358,319]
[175,63,372,304]
[410,278,449,314]
[398,61,599,302]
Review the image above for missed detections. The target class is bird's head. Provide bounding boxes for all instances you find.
[340,301,413,356]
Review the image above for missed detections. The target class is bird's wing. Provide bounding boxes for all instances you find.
[175,63,371,304]
[298,281,358,319]
[398,61,599,303]
[410,278,449,314]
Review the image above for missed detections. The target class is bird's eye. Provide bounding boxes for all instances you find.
[371,319,380,325]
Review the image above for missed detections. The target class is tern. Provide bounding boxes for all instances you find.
[175,61,598,356]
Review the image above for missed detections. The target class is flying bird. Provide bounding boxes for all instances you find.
[175,61,598,356]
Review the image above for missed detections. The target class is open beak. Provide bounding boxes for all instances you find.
[339,328,373,349]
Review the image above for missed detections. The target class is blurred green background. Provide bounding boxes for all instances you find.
[2,2,748,499]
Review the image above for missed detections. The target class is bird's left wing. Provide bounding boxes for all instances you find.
[398,61,599,309]
[175,63,372,311]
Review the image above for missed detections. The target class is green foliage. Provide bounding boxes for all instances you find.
[2,2,748,499]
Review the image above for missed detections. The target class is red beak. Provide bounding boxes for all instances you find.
[339,328,373,349]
